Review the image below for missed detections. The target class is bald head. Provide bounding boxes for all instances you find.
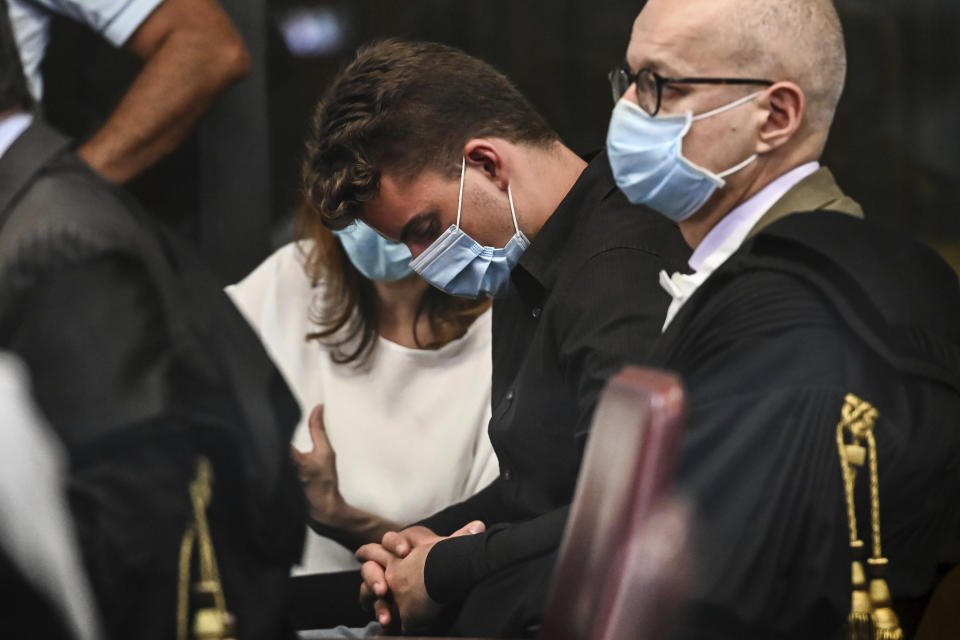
[727,0,845,131]
[636,0,846,146]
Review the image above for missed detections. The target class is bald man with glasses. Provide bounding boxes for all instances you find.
[606,0,960,638]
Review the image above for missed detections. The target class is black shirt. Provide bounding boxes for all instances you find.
[418,151,690,631]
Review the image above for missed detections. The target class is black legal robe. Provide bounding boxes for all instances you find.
[0,122,305,639]
[648,210,960,639]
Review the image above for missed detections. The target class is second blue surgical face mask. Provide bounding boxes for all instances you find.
[606,91,763,222]
[333,220,415,282]
[409,157,529,299]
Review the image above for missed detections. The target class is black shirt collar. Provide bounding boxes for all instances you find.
[516,150,619,292]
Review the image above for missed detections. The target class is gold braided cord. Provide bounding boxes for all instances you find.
[864,430,883,562]
[835,394,902,640]
[190,459,229,616]
[175,457,235,640]
[836,419,861,547]
[178,525,197,640]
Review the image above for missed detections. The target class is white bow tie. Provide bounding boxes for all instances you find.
[659,269,708,332]
[659,269,705,303]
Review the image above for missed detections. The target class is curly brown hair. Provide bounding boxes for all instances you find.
[301,39,559,230]
[296,203,491,366]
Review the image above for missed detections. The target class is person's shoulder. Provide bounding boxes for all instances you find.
[0,151,150,291]
[548,188,689,305]
[576,180,690,271]
[231,240,317,291]
[710,210,960,388]
[653,265,843,373]
[258,239,314,277]
[607,199,688,261]
[570,193,690,287]
[226,240,324,332]
[744,210,960,327]
[17,149,138,235]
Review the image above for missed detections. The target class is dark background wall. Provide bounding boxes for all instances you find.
[42,1,960,281]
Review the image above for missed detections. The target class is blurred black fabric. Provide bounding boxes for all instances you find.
[0,121,305,639]
[287,571,371,630]
[0,548,76,639]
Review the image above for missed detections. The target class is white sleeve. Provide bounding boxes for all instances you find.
[225,242,310,334]
[459,311,500,496]
[31,0,164,46]
[225,252,277,336]
[0,353,101,640]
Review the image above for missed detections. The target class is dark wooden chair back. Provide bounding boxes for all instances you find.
[537,367,689,640]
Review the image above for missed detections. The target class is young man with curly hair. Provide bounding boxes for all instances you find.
[300,39,689,636]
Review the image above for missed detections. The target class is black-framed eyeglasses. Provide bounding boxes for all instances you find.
[608,64,774,116]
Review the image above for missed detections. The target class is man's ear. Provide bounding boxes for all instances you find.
[756,81,805,154]
[463,139,508,190]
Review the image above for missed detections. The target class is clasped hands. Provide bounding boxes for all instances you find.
[356,522,485,632]
[292,403,485,631]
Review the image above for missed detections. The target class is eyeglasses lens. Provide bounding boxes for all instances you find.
[635,69,659,115]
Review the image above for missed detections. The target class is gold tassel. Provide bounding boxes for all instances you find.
[868,559,903,640]
[870,589,903,640]
[847,557,874,640]
[836,395,903,640]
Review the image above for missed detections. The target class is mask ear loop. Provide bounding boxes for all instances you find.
[688,90,765,183]
[462,155,523,237]
[507,184,522,236]
[691,89,765,122]
[716,153,758,179]
[456,156,466,228]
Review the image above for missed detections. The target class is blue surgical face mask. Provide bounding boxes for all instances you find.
[409,157,529,299]
[332,220,414,282]
[606,91,763,222]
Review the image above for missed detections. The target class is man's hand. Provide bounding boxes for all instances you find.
[356,526,438,629]
[290,404,346,527]
[384,539,442,632]
[380,525,438,558]
[357,520,485,631]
